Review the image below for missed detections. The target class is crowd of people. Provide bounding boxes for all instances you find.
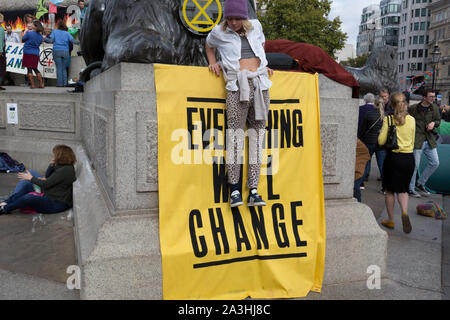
[0,0,86,90]
[355,88,450,233]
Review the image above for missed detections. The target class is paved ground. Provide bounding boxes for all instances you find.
[443,196,450,299]
[0,173,79,300]
[0,158,447,300]
[303,159,448,300]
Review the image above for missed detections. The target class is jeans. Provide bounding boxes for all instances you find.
[409,141,440,191]
[13,170,41,196]
[354,176,364,202]
[4,170,68,214]
[363,143,386,181]
[53,50,70,86]
[4,193,67,214]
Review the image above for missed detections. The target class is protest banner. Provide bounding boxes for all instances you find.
[156,64,325,299]
[5,41,56,79]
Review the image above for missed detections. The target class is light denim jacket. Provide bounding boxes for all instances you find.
[206,19,272,92]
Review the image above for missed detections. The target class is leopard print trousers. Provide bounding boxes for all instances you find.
[226,80,269,189]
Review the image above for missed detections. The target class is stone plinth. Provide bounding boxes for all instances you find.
[0,87,82,142]
[80,63,158,213]
[76,63,387,299]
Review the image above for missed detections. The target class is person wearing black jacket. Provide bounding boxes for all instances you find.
[441,104,450,122]
[0,145,77,215]
[358,97,387,183]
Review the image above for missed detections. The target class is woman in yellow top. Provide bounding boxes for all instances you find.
[378,92,415,233]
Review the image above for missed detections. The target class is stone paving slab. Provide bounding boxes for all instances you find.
[375,191,443,295]
[302,279,442,300]
[0,172,77,286]
[0,213,77,284]
[0,269,79,300]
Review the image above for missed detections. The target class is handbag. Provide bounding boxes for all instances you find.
[382,115,398,151]
[416,201,447,219]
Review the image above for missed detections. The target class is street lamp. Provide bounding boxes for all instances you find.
[431,44,441,92]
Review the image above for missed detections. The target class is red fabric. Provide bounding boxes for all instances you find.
[265,39,360,98]
[22,54,39,69]
[19,191,44,214]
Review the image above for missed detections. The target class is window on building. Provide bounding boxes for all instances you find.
[418,49,423,57]
[417,63,422,71]
[414,22,419,30]
[415,9,420,17]
[413,36,418,44]
[421,8,427,17]
[419,35,425,44]
[412,49,417,57]
[420,22,426,30]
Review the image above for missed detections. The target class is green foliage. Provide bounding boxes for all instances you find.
[340,54,369,68]
[257,0,347,58]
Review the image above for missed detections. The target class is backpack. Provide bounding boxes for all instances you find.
[0,152,26,173]
[416,201,447,220]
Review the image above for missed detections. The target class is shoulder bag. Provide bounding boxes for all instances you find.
[381,115,398,151]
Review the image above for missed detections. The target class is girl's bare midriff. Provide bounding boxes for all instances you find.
[239,57,260,72]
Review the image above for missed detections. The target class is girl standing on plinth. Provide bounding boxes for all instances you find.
[206,0,273,207]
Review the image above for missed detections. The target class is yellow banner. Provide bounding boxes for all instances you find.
[156,64,325,300]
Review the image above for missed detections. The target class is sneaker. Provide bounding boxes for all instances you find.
[247,189,266,206]
[230,190,243,207]
[408,189,421,198]
[416,184,430,196]
[360,182,365,190]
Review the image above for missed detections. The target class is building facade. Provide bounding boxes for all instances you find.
[374,0,402,49]
[428,0,450,105]
[397,0,432,93]
[356,4,381,56]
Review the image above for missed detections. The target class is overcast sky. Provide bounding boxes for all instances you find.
[329,0,380,49]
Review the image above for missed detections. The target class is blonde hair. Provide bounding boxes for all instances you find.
[221,19,253,34]
[390,92,408,126]
[374,97,385,119]
[0,14,4,23]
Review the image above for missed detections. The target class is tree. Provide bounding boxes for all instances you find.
[257,0,347,58]
[340,54,369,68]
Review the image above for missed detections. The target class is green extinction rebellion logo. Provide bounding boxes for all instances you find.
[180,0,223,35]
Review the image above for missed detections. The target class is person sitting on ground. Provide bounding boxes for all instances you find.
[0,145,77,215]
[378,92,415,233]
